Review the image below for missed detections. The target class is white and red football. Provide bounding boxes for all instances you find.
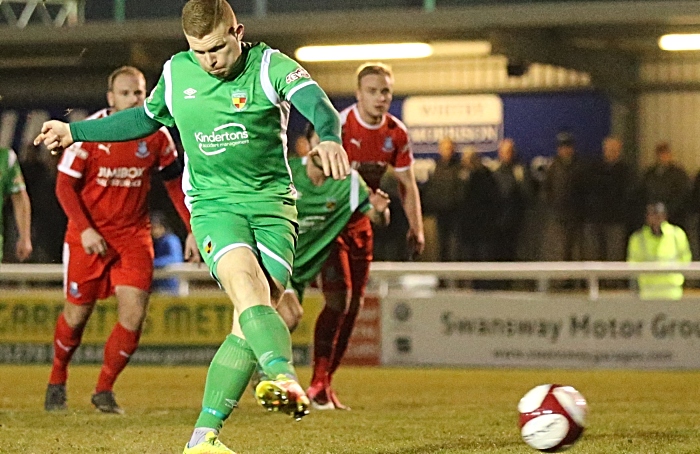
[518,384,588,452]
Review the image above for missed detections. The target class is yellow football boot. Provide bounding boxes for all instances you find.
[255,374,310,421]
[183,432,236,454]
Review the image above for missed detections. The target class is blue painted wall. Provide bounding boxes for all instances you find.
[286,90,610,163]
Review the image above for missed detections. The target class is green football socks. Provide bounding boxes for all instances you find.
[195,334,256,430]
[239,305,297,379]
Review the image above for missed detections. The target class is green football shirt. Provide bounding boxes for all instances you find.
[0,147,27,259]
[288,157,371,298]
[144,42,319,206]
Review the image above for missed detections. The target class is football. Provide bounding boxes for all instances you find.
[518,384,588,452]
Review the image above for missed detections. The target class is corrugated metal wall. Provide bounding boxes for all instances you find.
[307,55,591,95]
[641,59,700,85]
[638,91,700,172]
[639,59,700,174]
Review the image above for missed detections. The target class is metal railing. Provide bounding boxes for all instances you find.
[0,0,83,27]
[3,261,700,300]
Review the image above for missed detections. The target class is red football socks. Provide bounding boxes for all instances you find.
[95,323,141,393]
[329,305,361,377]
[310,306,344,387]
[49,314,85,385]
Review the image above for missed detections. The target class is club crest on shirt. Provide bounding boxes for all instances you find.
[135,141,150,158]
[382,136,394,153]
[325,198,337,211]
[231,90,248,112]
[202,235,214,255]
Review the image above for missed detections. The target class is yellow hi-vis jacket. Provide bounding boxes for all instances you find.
[627,221,692,300]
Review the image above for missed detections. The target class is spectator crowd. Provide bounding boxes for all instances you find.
[379,133,698,267]
[4,131,699,272]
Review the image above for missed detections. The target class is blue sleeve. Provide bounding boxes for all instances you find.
[154,234,183,267]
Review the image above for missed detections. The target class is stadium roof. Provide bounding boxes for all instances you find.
[1,0,700,103]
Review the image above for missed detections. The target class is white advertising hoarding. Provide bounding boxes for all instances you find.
[381,292,700,369]
[402,95,504,154]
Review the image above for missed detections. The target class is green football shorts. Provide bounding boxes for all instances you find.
[190,200,298,286]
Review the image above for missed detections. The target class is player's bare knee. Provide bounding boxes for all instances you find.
[279,307,302,333]
[62,301,94,328]
[222,269,268,304]
[290,303,303,331]
[277,290,303,331]
[287,316,302,333]
[118,302,148,331]
[218,263,272,313]
[115,286,149,331]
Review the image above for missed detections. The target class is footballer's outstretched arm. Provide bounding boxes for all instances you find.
[291,84,350,180]
[34,107,162,153]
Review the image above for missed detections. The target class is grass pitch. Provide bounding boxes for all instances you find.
[1,365,699,453]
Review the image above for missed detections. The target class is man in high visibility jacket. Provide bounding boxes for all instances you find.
[627,202,691,300]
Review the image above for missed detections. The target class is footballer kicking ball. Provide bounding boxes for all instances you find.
[518,384,588,452]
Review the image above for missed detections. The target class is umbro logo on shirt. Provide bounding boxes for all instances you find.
[184,88,197,99]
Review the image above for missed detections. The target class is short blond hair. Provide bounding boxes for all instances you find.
[182,0,236,38]
[107,66,144,91]
[356,62,394,87]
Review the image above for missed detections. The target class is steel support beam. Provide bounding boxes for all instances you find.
[0,0,82,27]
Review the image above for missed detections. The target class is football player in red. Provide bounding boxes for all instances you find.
[308,62,425,409]
[44,66,200,414]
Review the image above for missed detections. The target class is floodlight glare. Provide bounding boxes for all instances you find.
[659,34,700,51]
[295,43,433,62]
[429,41,492,57]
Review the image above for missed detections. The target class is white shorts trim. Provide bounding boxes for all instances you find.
[212,243,254,264]
[257,242,292,274]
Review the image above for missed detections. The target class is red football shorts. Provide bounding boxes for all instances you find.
[321,217,373,297]
[62,234,154,304]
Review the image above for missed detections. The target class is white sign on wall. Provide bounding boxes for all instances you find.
[381,292,700,369]
[402,95,504,154]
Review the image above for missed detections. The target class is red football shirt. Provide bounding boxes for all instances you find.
[58,108,178,243]
[340,104,414,191]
